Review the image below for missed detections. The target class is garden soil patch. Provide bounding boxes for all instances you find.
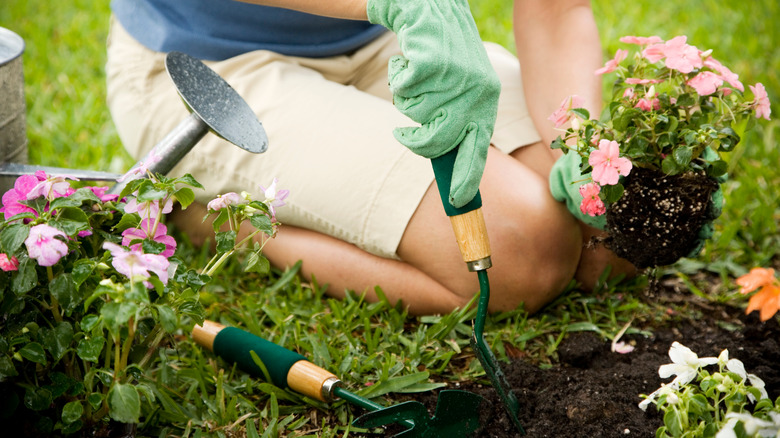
[378,281,780,438]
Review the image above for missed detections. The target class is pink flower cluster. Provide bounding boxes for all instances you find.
[604,35,771,119]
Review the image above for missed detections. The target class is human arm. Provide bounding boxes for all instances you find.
[513,0,602,151]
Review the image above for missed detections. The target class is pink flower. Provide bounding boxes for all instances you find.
[259,178,289,220]
[117,148,163,183]
[547,95,586,128]
[122,219,177,257]
[207,192,242,211]
[703,57,744,91]
[124,196,174,220]
[635,98,661,111]
[687,71,723,96]
[103,242,170,286]
[619,35,663,46]
[589,139,633,185]
[0,253,20,271]
[750,83,771,120]
[595,49,628,75]
[642,43,666,63]
[662,36,702,73]
[87,186,120,203]
[27,174,78,201]
[579,183,606,216]
[624,78,663,85]
[1,174,42,218]
[25,224,69,266]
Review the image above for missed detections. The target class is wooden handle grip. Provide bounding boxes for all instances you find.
[192,320,225,351]
[287,360,340,402]
[450,208,492,264]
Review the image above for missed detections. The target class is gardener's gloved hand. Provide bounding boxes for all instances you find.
[687,148,726,258]
[549,151,608,230]
[548,148,726,258]
[367,0,500,208]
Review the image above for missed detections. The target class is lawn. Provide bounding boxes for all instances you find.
[1,1,778,437]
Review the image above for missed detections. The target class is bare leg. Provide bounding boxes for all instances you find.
[510,141,638,290]
[170,147,583,315]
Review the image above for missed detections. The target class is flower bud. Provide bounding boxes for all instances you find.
[646,85,656,99]
[571,117,582,131]
[241,191,252,201]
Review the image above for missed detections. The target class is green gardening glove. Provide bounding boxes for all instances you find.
[549,150,607,230]
[367,0,500,208]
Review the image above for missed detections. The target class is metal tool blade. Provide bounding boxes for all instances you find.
[0,162,122,181]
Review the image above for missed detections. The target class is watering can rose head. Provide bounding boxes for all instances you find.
[550,34,771,218]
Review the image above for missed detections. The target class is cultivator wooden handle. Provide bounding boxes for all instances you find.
[193,320,341,402]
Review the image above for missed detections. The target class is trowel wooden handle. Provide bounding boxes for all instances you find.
[192,321,341,402]
[431,150,492,271]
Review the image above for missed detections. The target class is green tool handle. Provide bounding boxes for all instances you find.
[431,148,492,271]
[192,321,341,402]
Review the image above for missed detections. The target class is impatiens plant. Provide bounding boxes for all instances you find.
[639,342,779,438]
[0,167,284,436]
[550,34,770,218]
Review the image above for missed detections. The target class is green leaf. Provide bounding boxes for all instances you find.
[141,239,166,255]
[72,259,97,288]
[601,184,624,204]
[215,230,237,253]
[245,251,270,275]
[550,136,566,150]
[155,304,177,333]
[40,321,74,362]
[51,206,90,235]
[24,387,52,411]
[136,183,168,202]
[174,187,195,209]
[211,208,230,232]
[101,301,139,336]
[174,173,204,189]
[113,211,140,233]
[249,214,274,236]
[19,342,47,365]
[11,257,38,295]
[61,400,84,424]
[663,409,682,437]
[706,160,728,179]
[77,336,105,362]
[662,155,684,175]
[108,382,141,423]
[0,354,18,378]
[673,146,694,167]
[0,223,29,254]
[50,273,80,315]
[571,108,590,120]
[81,314,100,332]
[87,393,104,411]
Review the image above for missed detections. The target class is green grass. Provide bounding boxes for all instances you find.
[2,1,779,436]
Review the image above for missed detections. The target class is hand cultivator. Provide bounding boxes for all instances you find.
[193,321,486,437]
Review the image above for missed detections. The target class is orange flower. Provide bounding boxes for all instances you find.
[737,268,780,321]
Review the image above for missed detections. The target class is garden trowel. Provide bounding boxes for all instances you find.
[428,148,526,435]
[192,320,486,437]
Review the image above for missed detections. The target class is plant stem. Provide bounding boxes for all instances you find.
[47,266,63,323]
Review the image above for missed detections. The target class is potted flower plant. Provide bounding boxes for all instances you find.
[549,35,771,268]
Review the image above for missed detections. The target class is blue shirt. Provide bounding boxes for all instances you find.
[111,0,387,60]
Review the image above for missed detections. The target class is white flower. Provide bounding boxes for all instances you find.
[725,357,769,402]
[658,342,718,386]
[638,383,678,412]
[720,412,780,437]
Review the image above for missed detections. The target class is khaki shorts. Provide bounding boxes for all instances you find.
[106,16,541,259]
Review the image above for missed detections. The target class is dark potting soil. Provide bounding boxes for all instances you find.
[605,168,720,269]
[372,282,780,438]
